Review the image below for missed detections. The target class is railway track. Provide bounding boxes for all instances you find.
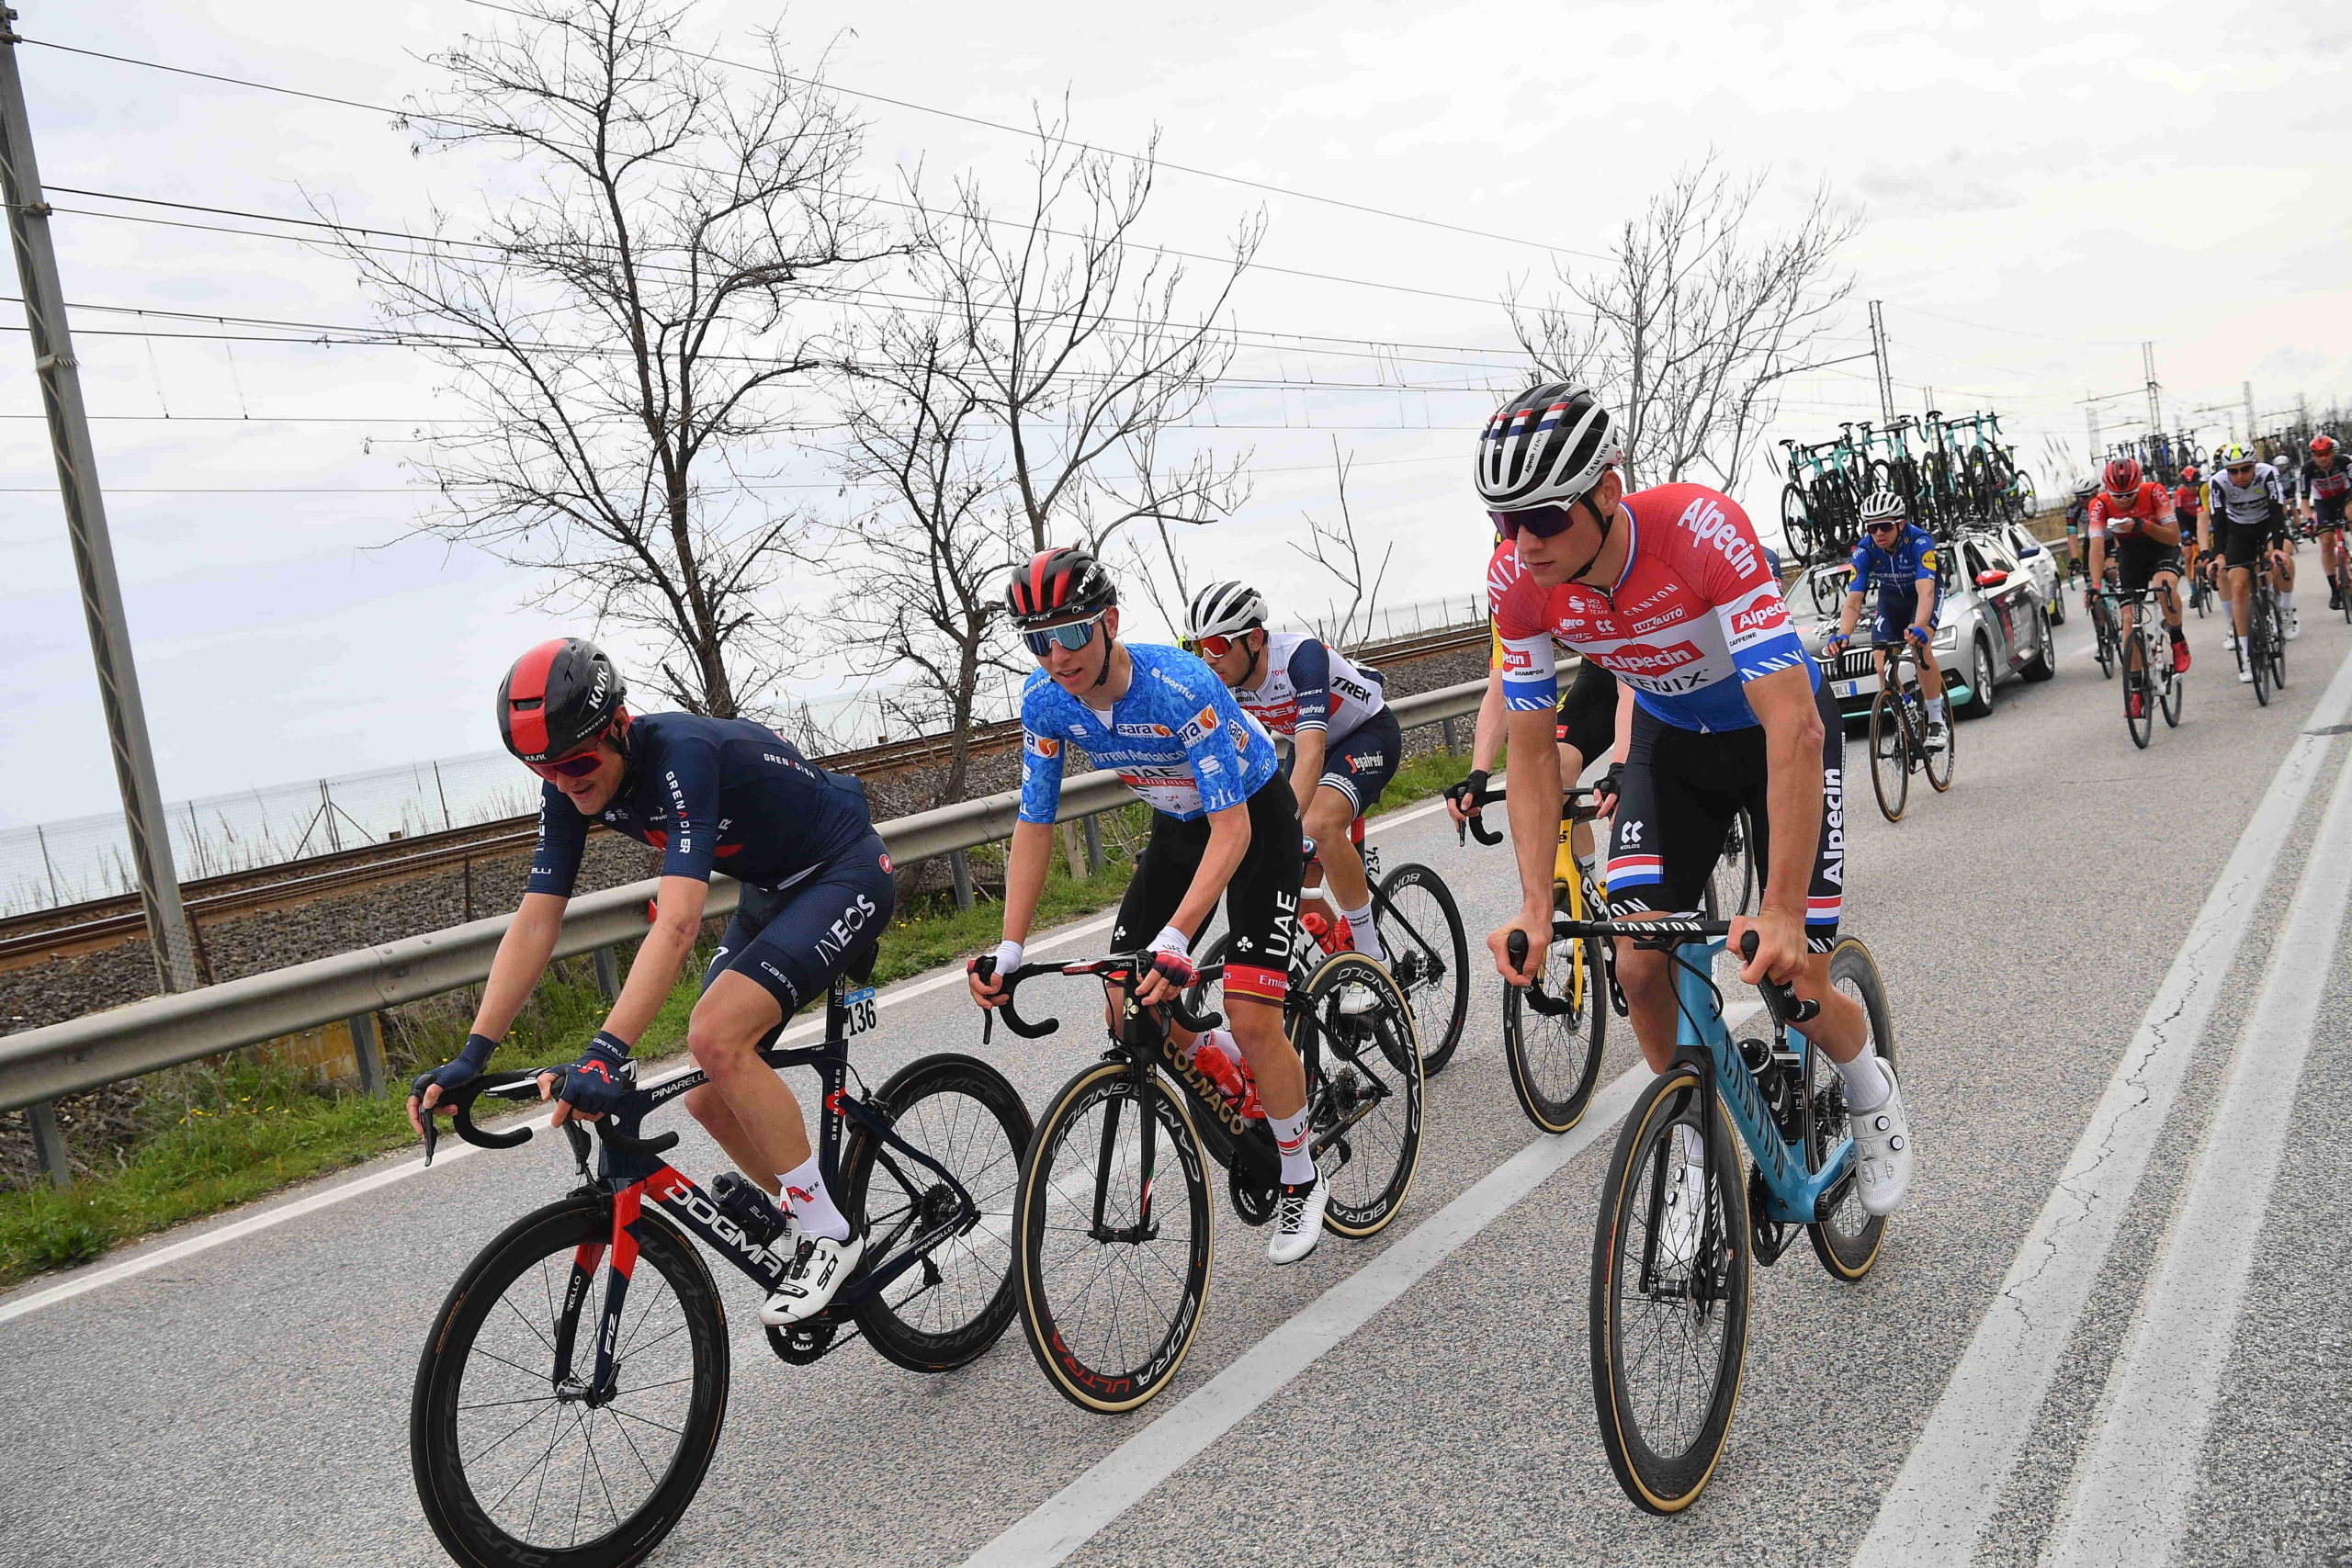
[0,619,1488,971]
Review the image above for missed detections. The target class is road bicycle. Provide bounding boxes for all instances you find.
[988,947,1421,1413]
[1858,638,1953,821]
[1461,781,1757,1134]
[2086,582,2120,680]
[407,963,1030,1568]
[1549,921,1896,1515]
[1277,820,1470,1076]
[2103,588,2184,750]
[2242,568,2288,706]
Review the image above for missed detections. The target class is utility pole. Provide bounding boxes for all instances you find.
[2244,380,2256,444]
[2143,342,2163,437]
[2085,400,2101,468]
[0,16,198,991]
[1868,299,1896,425]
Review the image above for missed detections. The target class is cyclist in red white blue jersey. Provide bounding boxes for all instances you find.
[1479,384,1911,1218]
[2301,435,2351,610]
[1183,580,1396,966]
[968,546,1333,1263]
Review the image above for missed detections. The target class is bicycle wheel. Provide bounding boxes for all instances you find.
[2267,593,2289,688]
[2250,599,2273,707]
[1501,900,1609,1134]
[1374,862,1469,1077]
[2160,649,2185,728]
[1868,676,1911,823]
[1702,806,1758,919]
[1589,1063,1752,1515]
[412,1195,729,1568]
[1298,952,1424,1236]
[1807,940,1895,1280]
[2124,638,2154,750]
[2093,604,2116,680]
[1924,681,1957,793]
[842,1053,1031,1374]
[1015,1061,1212,1414]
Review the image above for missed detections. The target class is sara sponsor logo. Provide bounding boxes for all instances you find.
[1115,722,1173,739]
[1729,599,1789,637]
[1604,639,1703,675]
[1677,495,1759,578]
[1178,706,1221,747]
[1025,733,1060,758]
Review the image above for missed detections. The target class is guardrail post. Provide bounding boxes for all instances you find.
[25,1101,71,1186]
[949,850,975,912]
[1441,715,1459,754]
[592,944,620,1000]
[348,1011,384,1097]
[1082,814,1103,876]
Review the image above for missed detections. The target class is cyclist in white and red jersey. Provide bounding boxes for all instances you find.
[1183,581,1396,965]
[2301,435,2351,610]
[2086,455,2190,697]
[1478,384,1911,1220]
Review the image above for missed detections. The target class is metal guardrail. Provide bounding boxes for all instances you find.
[0,680,1487,1126]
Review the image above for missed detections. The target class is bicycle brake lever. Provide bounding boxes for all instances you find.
[1736,931,1820,1025]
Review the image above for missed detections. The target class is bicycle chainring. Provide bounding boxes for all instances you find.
[765,1317,842,1366]
[1748,1162,1793,1266]
[1229,1162,1277,1226]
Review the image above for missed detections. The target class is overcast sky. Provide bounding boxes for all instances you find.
[3,0,2346,831]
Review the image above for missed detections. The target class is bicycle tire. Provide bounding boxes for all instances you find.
[1374,862,1469,1077]
[1924,676,1957,793]
[1501,908,1609,1134]
[1589,1065,1751,1515]
[2267,594,2288,689]
[1868,676,1911,823]
[2125,638,2154,750]
[1015,1060,1212,1414]
[2160,649,2185,728]
[1298,952,1423,1237]
[842,1053,1031,1374]
[1807,939,1896,1280]
[1702,805,1759,919]
[2250,596,2273,707]
[2093,601,2116,680]
[412,1195,729,1568]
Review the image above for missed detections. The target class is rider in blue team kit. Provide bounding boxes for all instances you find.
[408,639,893,1325]
[1822,491,1950,752]
[966,547,1336,1264]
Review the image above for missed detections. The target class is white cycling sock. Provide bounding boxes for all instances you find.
[1835,1051,1892,1114]
[1338,900,1385,964]
[1269,1107,1316,1186]
[1928,695,1949,722]
[777,1155,851,1243]
[2281,590,2297,615]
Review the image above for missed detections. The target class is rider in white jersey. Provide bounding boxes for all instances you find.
[2210,445,2295,659]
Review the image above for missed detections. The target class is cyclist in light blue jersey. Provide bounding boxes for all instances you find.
[967,547,1333,1263]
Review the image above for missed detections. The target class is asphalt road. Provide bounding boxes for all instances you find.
[6,592,2352,1568]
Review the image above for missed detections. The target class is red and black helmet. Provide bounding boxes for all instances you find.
[1006,546,1117,628]
[2180,465,2199,483]
[2314,434,2338,459]
[2103,456,2143,495]
[498,638,627,762]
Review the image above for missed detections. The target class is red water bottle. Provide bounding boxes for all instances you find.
[1187,1033,1263,1119]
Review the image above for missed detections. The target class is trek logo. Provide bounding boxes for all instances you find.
[1678,495,1760,578]
[1026,734,1060,759]
[1178,706,1221,748]
[1730,600,1790,637]
[1331,674,1374,704]
[1607,639,1702,675]
[1115,722,1174,739]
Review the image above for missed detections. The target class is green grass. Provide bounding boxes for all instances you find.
[0,744,1478,1287]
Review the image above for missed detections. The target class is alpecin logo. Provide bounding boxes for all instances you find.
[1730,599,1789,637]
[1678,495,1759,577]
[1608,639,1702,675]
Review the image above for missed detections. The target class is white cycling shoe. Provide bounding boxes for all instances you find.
[1267,1177,1329,1265]
[1848,1066,1914,1217]
[2286,610,2302,640]
[760,1231,865,1325]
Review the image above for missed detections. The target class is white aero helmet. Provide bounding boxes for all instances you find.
[1186,580,1267,641]
[1860,490,1906,524]
[1474,384,1621,511]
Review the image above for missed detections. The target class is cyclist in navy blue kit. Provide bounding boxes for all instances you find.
[407,638,892,1325]
[1822,491,1950,751]
[965,546,1334,1264]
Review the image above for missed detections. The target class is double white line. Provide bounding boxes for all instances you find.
[1856,646,2352,1566]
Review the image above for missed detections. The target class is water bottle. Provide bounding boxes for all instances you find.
[709,1171,790,1247]
[1186,1033,1263,1119]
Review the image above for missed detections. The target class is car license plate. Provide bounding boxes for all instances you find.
[842,985,877,1037]
[1834,679,1865,699]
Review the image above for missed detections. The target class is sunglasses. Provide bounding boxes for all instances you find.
[2225,463,2256,475]
[1022,611,1106,660]
[526,749,605,783]
[1868,519,1900,533]
[1180,632,1241,659]
[1488,503,1584,541]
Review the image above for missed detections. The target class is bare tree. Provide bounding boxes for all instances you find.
[329,0,893,717]
[1289,438,1393,648]
[1506,153,1858,496]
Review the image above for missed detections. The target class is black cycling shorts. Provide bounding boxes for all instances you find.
[1555,658,1620,762]
[1605,676,1846,953]
[1112,773,1302,1007]
[2111,534,2184,596]
[2218,518,2282,570]
[2316,494,2346,530]
[1317,706,1403,815]
[705,830,897,1016]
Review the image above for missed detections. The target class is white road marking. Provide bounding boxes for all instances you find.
[960,996,1767,1568]
[1852,643,2352,1567]
[2042,742,2352,1567]
[0,795,1455,1325]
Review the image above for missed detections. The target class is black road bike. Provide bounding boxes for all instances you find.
[408,965,1029,1568]
[1860,640,1954,821]
[987,950,1422,1412]
[2105,588,2184,749]
[1280,826,1471,1077]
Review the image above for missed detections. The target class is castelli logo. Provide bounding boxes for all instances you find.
[1608,639,1702,674]
[1730,601,1789,637]
[878,852,892,873]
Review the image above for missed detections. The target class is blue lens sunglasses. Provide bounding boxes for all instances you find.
[1022,611,1106,659]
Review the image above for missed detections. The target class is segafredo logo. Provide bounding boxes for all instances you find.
[1678,495,1759,577]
